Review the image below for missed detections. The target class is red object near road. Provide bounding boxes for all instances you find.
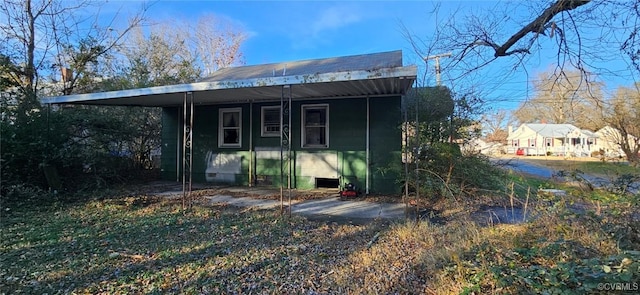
[339,183,359,197]
[516,148,525,156]
[340,190,358,197]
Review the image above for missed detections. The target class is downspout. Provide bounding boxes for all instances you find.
[249,101,253,187]
[366,96,370,195]
[403,99,409,218]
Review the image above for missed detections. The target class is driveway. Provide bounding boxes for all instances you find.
[150,184,408,223]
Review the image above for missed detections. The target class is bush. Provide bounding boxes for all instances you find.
[1,102,160,197]
[402,143,505,201]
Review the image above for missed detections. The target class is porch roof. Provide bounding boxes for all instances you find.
[42,50,417,107]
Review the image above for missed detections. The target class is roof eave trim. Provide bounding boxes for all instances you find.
[42,65,418,104]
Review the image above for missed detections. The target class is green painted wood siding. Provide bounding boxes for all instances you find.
[369,97,402,193]
[160,107,180,181]
[160,96,402,194]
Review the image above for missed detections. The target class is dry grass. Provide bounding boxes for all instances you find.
[1,185,638,294]
[328,198,638,294]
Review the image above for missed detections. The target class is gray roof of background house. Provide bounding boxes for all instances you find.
[43,50,416,107]
[526,123,579,137]
[512,123,598,138]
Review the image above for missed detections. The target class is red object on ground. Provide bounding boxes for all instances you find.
[340,190,358,197]
[516,148,525,156]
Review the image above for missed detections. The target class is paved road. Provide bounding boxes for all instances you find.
[493,157,638,193]
[494,157,556,178]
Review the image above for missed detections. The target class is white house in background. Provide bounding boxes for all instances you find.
[462,138,505,156]
[507,123,598,156]
[595,126,635,158]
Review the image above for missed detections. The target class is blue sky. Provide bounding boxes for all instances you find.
[118,0,437,64]
[103,0,637,111]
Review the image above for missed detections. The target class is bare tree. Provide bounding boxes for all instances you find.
[105,14,246,89]
[512,68,605,130]
[114,24,201,88]
[482,110,509,143]
[620,1,640,74]
[604,84,640,166]
[473,0,589,58]
[0,0,147,101]
[425,1,638,79]
[192,14,246,75]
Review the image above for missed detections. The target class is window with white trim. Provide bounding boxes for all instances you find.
[261,106,280,137]
[301,104,329,148]
[219,108,241,147]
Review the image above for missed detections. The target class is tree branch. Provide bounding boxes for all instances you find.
[494,0,591,57]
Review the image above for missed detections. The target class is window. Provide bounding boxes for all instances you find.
[545,138,553,147]
[261,106,280,137]
[301,104,329,148]
[219,108,241,147]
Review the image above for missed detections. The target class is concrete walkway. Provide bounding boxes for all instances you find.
[204,194,407,222]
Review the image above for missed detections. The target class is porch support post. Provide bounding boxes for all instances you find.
[182,92,194,210]
[366,96,370,195]
[249,101,253,187]
[403,97,409,218]
[176,108,180,182]
[280,85,292,215]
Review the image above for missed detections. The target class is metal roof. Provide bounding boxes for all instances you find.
[526,123,579,137]
[509,123,598,139]
[42,50,417,107]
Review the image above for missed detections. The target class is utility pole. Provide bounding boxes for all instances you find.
[425,53,454,144]
[424,53,452,86]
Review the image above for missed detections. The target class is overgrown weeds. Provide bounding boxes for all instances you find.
[1,183,638,294]
[332,192,638,294]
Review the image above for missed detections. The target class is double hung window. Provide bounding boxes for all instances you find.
[219,108,241,147]
[301,104,329,148]
[261,106,280,137]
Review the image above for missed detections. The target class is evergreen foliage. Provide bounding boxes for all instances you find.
[400,87,503,200]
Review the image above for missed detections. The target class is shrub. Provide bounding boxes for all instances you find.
[1,101,160,196]
[400,143,505,201]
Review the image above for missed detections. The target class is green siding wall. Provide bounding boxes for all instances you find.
[369,97,402,194]
[160,107,180,181]
[160,96,402,194]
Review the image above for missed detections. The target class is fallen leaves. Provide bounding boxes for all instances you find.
[5,187,633,294]
[0,195,387,294]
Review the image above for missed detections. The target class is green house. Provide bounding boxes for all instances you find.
[44,50,417,194]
